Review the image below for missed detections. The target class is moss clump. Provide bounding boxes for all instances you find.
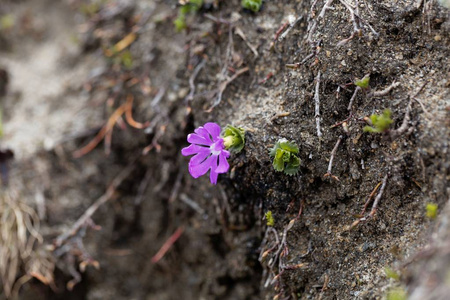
[174,0,203,32]
[426,203,438,219]
[241,0,262,12]
[385,267,400,281]
[265,211,274,227]
[363,109,393,133]
[269,138,300,176]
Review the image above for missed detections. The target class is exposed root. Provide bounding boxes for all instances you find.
[347,86,361,111]
[72,103,127,158]
[314,70,322,138]
[259,200,308,298]
[324,135,343,181]
[351,174,389,228]
[54,161,136,247]
[151,226,184,264]
[368,81,400,97]
[185,59,206,103]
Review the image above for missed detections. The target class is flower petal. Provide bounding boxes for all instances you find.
[209,154,219,184]
[204,122,221,141]
[194,127,212,141]
[181,144,205,156]
[188,155,215,178]
[215,152,230,173]
[209,170,219,185]
[222,149,230,158]
[187,133,212,146]
[189,149,211,166]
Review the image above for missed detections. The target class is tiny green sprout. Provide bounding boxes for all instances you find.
[0,14,14,30]
[426,203,438,219]
[120,50,133,69]
[265,211,275,227]
[241,0,262,12]
[269,138,301,176]
[174,0,203,32]
[385,267,400,281]
[363,109,393,133]
[222,125,245,153]
[355,74,370,89]
[386,288,407,300]
[174,14,187,32]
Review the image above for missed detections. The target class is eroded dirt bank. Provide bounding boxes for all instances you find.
[0,0,449,299]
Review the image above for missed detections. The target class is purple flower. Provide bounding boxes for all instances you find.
[181,122,230,185]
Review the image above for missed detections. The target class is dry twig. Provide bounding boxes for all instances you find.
[72,103,128,158]
[314,70,322,138]
[324,135,343,181]
[351,174,388,228]
[235,27,259,57]
[347,86,361,111]
[151,226,184,263]
[278,16,303,41]
[54,161,136,247]
[185,59,206,103]
[368,81,400,97]
[206,66,249,112]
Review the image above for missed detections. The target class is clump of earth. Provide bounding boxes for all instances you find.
[0,0,448,299]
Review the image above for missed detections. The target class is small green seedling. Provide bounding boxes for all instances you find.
[174,0,203,32]
[269,138,301,175]
[222,125,245,153]
[426,203,438,219]
[0,14,14,30]
[241,0,262,12]
[265,211,274,227]
[385,267,400,281]
[386,288,407,300]
[355,74,370,89]
[363,109,393,133]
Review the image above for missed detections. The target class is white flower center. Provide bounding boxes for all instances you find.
[210,142,222,155]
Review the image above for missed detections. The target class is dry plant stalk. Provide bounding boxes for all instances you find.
[0,188,50,298]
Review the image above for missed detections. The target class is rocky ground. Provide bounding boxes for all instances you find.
[0,0,448,299]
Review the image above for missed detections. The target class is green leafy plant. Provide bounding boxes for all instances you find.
[426,203,438,219]
[265,211,274,227]
[222,125,245,153]
[269,138,300,175]
[241,0,262,12]
[354,74,370,89]
[363,109,393,133]
[174,0,203,32]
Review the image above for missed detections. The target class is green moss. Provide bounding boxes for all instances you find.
[0,15,14,30]
[269,138,300,175]
[363,109,393,133]
[426,203,438,219]
[265,211,274,227]
[241,0,262,12]
[386,288,407,300]
[385,267,400,281]
[174,0,203,32]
